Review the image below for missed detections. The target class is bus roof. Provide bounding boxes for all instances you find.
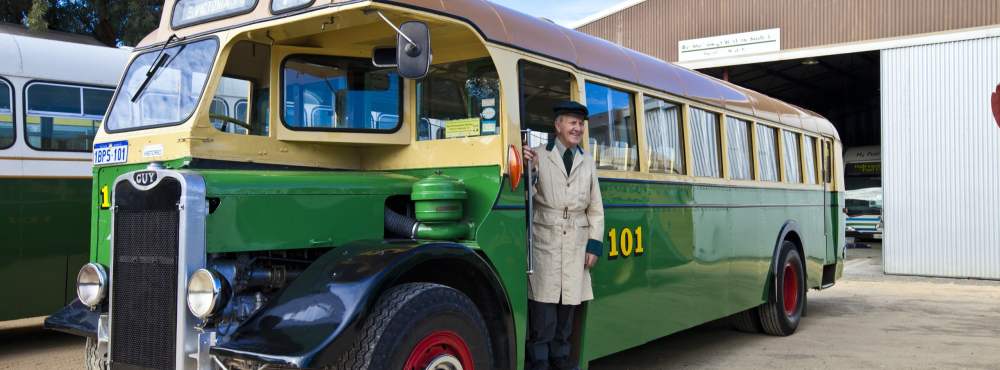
[0,24,128,86]
[143,0,838,139]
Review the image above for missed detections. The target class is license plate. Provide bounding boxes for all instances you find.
[93,140,129,165]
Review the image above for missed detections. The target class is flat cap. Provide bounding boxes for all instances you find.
[552,100,589,118]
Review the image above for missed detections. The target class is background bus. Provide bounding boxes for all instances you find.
[844,145,882,240]
[0,24,127,321]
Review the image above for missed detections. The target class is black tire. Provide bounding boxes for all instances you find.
[730,307,761,333]
[759,241,806,336]
[85,337,108,370]
[332,282,492,370]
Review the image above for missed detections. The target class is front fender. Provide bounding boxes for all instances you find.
[43,299,100,338]
[210,239,499,368]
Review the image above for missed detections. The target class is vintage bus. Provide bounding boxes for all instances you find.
[0,25,127,321]
[45,1,845,369]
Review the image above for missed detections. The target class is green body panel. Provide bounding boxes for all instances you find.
[90,159,191,266]
[88,159,843,368]
[493,177,841,365]
[0,177,90,321]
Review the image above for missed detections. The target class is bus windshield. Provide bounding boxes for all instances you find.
[106,38,219,131]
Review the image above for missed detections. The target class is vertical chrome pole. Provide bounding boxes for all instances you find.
[522,129,535,275]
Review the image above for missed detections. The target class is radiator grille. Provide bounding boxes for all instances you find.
[110,177,181,370]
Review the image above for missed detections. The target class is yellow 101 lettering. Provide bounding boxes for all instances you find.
[607,226,645,258]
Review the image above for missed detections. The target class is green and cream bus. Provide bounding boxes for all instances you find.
[0,25,127,322]
[45,1,846,369]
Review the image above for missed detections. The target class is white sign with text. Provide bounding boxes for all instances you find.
[679,28,780,62]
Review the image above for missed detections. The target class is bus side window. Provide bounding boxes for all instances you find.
[803,136,818,184]
[585,81,639,171]
[518,61,573,147]
[211,41,270,136]
[644,96,685,175]
[755,124,780,182]
[25,82,112,152]
[0,79,12,149]
[687,106,721,177]
[725,116,752,180]
[822,140,832,183]
[417,58,499,141]
[782,130,802,183]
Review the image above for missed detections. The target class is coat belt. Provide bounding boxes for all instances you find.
[535,205,586,219]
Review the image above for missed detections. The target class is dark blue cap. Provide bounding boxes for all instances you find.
[552,100,589,119]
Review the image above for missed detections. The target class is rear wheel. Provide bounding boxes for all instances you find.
[759,241,805,336]
[333,282,492,370]
[730,306,761,333]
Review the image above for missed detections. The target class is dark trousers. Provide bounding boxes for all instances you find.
[526,300,578,370]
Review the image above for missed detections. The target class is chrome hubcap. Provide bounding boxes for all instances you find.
[425,354,464,370]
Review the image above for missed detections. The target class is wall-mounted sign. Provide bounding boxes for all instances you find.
[679,28,780,62]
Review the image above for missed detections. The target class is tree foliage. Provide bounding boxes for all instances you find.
[3,0,162,47]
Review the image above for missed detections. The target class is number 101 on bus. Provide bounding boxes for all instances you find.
[93,140,129,165]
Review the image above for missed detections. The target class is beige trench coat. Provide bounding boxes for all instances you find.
[528,141,605,305]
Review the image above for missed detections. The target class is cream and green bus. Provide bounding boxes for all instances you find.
[45,1,845,369]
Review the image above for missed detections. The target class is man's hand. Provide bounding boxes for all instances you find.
[522,145,539,166]
[585,253,598,269]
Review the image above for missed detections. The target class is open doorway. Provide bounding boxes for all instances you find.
[702,51,883,247]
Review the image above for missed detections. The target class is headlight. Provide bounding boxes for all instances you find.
[77,263,108,308]
[187,269,230,319]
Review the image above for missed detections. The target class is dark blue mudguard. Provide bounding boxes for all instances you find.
[210,239,509,368]
[43,299,100,338]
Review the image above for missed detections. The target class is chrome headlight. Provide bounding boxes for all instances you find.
[77,263,108,308]
[187,269,230,319]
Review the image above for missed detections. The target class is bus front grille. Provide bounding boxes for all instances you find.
[110,177,182,370]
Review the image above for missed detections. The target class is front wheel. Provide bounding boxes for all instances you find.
[85,337,108,370]
[333,283,492,370]
[759,241,806,336]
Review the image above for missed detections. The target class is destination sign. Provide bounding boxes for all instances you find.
[679,28,780,62]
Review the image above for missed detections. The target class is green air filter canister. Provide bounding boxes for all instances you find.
[411,173,467,222]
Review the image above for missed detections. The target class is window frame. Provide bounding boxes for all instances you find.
[104,36,221,134]
[686,105,723,178]
[0,76,15,150]
[278,53,405,134]
[516,59,576,146]
[780,129,803,184]
[416,57,501,142]
[584,79,640,172]
[171,0,260,29]
[23,80,115,152]
[724,115,754,181]
[754,122,781,182]
[802,135,820,184]
[210,74,257,135]
[642,94,687,176]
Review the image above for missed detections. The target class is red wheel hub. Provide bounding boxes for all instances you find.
[782,261,799,316]
[403,330,475,370]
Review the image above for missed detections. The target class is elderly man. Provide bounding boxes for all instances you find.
[522,100,605,370]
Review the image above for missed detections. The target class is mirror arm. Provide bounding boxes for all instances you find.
[367,10,418,49]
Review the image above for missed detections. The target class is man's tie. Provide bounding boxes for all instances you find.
[563,148,574,176]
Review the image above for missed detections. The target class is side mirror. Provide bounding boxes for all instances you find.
[396,21,431,79]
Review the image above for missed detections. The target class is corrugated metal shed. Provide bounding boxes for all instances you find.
[881,36,1000,279]
[577,0,1000,62]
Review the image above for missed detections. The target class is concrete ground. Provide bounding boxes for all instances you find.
[2,243,998,369]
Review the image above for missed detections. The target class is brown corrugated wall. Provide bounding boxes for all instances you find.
[577,0,1000,62]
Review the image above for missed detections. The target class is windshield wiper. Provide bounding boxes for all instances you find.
[131,34,180,102]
